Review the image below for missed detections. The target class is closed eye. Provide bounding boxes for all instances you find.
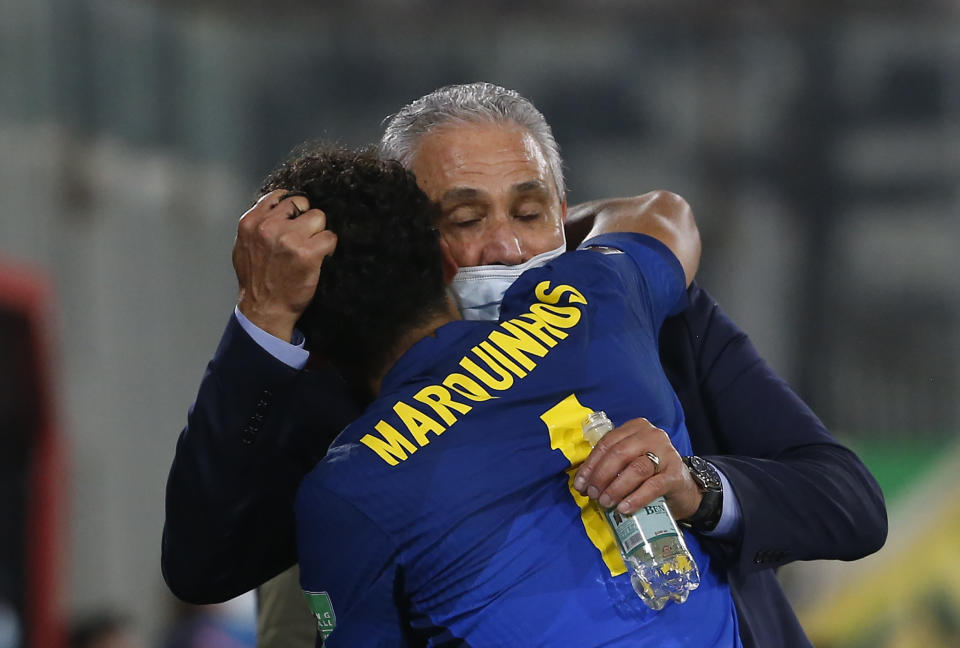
[515,212,541,222]
[446,205,484,228]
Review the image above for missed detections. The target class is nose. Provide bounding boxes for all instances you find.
[478,219,525,265]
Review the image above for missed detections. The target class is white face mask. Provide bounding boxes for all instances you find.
[449,242,567,321]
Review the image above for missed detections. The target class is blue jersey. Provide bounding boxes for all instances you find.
[295,233,742,647]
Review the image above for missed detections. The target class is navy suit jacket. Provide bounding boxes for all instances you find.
[162,283,886,647]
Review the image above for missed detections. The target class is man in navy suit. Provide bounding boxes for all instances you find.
[162,83,886,647]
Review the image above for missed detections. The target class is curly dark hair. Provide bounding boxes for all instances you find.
[260,146,447,388]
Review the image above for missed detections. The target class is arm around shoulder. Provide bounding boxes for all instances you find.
[583,191,700,286]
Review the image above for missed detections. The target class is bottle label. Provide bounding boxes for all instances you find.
[605,497,682,561]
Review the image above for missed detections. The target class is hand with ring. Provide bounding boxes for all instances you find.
[233,189,337,342]
[572,416,703,520]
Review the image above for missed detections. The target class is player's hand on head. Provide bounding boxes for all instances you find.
[572,417,703,521]
[233,189,337,342]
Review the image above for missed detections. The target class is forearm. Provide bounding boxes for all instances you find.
[708,444,887,571]
[668,285,887,570]
[564,199,607,249]
[704,359,886,571]
[580,192,700,286]
[163,438,301,603]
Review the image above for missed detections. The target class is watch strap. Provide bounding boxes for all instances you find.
[680,456,723,532]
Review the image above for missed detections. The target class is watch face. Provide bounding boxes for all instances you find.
[686,456,721,492]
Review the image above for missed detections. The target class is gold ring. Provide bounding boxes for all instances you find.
[645,451,661,474]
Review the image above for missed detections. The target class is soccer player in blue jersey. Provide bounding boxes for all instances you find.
[278,147,741,646]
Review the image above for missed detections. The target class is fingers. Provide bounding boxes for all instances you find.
[238,189,332,260]
[574,417,678,513]
[609,465,681,515]
[240,190,313,232]
[573,419,638,491]
[598,451,673,509]
[256,209,334,267]
[282,226,337,273]
[574,417,663,491]
[309,228,338,259]
[259,188,311,216]
[232,188,338,339]
[285,208,328,239]
[284,194,311,219]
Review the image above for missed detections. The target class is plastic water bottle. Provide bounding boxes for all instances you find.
[581,411,700,610]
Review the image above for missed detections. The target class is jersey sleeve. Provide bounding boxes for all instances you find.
[295,473,408,647]
[578,232,687,329]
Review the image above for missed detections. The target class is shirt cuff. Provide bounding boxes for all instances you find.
[234,306,310,370]
[700,465,742,540]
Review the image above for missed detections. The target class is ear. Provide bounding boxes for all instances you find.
[440,238,459,285]
[560,197,568,224]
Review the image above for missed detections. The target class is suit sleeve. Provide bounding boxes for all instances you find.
[673,285,887,572]
[161,314,361,603]
[296,477,408,647]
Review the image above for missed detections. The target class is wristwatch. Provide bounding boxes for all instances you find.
[680,456,723,532]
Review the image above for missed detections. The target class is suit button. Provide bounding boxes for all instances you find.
[240,426,257,444]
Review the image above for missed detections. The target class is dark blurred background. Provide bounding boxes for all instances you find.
[1,1,957,646]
